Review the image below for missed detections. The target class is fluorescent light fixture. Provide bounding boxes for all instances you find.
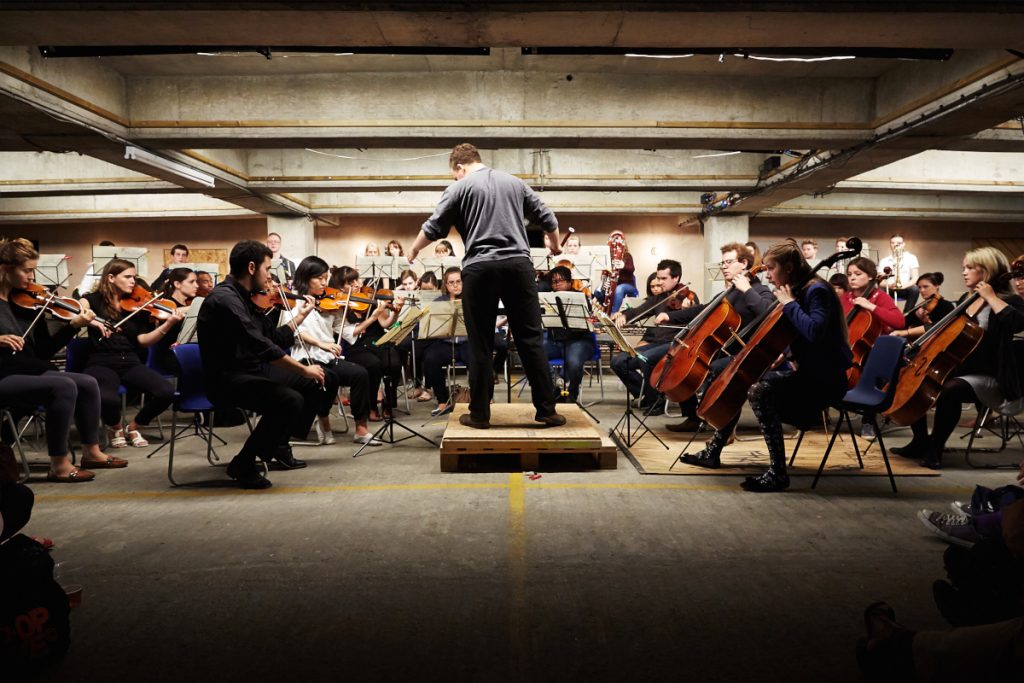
[692,151,742,159]
[124,146,216,187]
[735,53,856,63]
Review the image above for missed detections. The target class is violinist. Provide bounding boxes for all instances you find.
[682,241,852,492]
[891,273,953,340]
[333,266,402,422]
[197,240,325,488]
[419,271,439,291]
[434,240,456,258]
[840,257,906,333]
[78,259,181,449]
[663,242,775,432]
[544,266,594,403]
[0,238,127,481]
[891,248,1024,470]
[194,270,214,299]
[419,267,470,418]
[151,267,198,374]
[609,259,697,411]
[289,257,379,447]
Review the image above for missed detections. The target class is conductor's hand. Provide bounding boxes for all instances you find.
[655,312,670,325]
[0,334,24,352]
[544,230,562,256]
[408,246,420,264]
[302,363,326,386]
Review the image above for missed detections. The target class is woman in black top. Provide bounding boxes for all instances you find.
[891,272,955,341]
[79,259,181,448]
[151,267,197,374]
[892,248,1024,468]
[0,238,127,481]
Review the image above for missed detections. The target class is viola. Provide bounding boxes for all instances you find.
[250,286,306,312]
[649,265,765,402]
[914,294,942,324]
[885,264,1024,426]
[11,283,111,328]
[698,242,861,430]
[119,283,179,322]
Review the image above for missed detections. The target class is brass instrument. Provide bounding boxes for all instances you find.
[893,245,905,289]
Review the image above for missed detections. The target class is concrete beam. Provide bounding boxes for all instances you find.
[840,150,1024,195]
[2,6,1022,49]
[0,192,253,222]
[763,190,1024,222]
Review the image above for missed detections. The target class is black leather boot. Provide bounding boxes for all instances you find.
[679,427,730,469]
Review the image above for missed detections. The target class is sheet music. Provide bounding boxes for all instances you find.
[539,291,593,332]
[375,304,426,346]
[420,300,467,339]
[176,296,204,345]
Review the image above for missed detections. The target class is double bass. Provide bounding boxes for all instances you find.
[649,265,765,402]
[697,240,863,431]
[884,260,1024,426]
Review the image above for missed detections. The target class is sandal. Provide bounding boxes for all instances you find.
[107,427,128,448]
[417,390,434,402]
[46,468,96,483]
[81,455,129,469]
[125,429,149,448]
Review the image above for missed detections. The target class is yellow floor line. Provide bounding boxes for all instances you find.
[507,472,528,680]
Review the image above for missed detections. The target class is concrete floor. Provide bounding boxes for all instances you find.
[19,379,1021,682]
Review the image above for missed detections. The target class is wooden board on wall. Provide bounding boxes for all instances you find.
[163,248,228,277]
[972,238,1024,262]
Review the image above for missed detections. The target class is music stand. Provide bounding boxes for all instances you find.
[357,256,406,288]
[178,262,221,284]
[93,246,148,278]
[594,309,668,451]
[35,254,70,289]
[417,256,462,280]
[269,260,290,286]
[530,248,558,274]
[354,305,436,457]
[176,296,204,345]
[419,300,469,425]
[539,291,599,422]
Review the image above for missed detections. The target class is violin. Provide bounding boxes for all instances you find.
[119,283,179,322]
[664,283,697,311]
[250,286,306,312]
[11,283,111,327]
[316,287,376,313]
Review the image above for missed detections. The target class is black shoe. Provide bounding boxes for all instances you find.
[639,399,665,414]
[679,448,720,469]
[272,448,307,470]
[535,413,567,427]
[226,458,272,489]
[921,456,942,470]
[459,414,490,430]
[891,440,928,459]
[741,470,790,492]
[666,417,703,433]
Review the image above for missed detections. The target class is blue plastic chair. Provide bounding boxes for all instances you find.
[164,344,226,486]
[812,335,906,493]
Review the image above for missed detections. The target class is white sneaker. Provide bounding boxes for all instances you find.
[314,421,336,446]
[353,434,383,447]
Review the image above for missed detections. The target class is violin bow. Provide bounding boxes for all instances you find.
[19,286,60,341]
[274,280,325,392]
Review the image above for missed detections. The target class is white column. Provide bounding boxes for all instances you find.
[702,215,749,298]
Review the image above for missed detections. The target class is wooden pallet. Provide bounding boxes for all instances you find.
[440,403,617,472]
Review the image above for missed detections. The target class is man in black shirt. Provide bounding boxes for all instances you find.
[197,240,326,489]
[409,143,564,429]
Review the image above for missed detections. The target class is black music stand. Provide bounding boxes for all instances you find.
[357,306,436,457]
[539,291,599,422]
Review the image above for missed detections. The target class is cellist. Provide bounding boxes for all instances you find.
[660,242,774,432]
[890,272,953,341]
[839,257,905,333]
[891,247,1024,469]
[682,241,851,493]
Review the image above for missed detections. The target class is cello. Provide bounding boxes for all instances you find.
[884,260,1024,426]
[698,240,863,431]
[649,265,765,402]
[845,280,884,389]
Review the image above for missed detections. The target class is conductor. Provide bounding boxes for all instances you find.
[409,143,564,429]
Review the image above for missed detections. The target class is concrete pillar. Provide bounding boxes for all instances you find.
[702,215,749,298]
[266,215,315,264]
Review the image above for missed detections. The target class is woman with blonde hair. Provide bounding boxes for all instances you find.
[682,241,851,492]
[0,238,126,481]
[79,258,180,448]
[893,247,1024,469]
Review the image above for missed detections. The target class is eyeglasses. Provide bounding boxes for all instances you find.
[719,258,737,267]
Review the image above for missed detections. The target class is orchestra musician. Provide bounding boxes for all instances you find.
[544,266,595,404]
[410,142,563,429]
[829,273,850,297]
[663,242,775,432]
[609,259,696,411]
[364,242,381,257]
[79,259,181,449]
[386,240,405,258]
[593,230,638,313]
[434,240,456,258]
[839,257,906,333]
[266,232,296,282]
[419,271,439,291]
[289,256,380,447]
[878,234,921,310]
[151,243,189,291]
[682,241,852,492]
[0,237,127,481]
[891,273,954,341]
[800,239,819,262]
[332,265,402,422]
[419,267,469,418]
[645,272,662,297]
[151,267,198,374]
[197,240,326,488]
[563,234,581,257]
[194,270,214,299]
[891,247,1024,469]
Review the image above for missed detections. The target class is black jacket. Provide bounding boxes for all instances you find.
[624,289,702,345]
[0,299,78,380]
[666,281,775,331]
